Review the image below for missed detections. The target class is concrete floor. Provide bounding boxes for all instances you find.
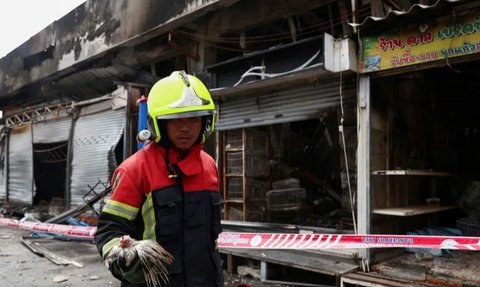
[0,225,120,287]
[0,224,293,287]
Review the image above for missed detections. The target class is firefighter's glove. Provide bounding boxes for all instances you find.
[118,254,146,284]
[105,236,173,285]
[105,239,146,284]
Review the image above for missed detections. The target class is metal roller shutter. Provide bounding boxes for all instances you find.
[8,125,33,204]
[32,117,72,143]
[0,126,7,201]
[69,103,125,207]
[216,79,356,131]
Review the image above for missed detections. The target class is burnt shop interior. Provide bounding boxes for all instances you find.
[218,107,357,232]
[216,60,480,239]
[369,61,480,241]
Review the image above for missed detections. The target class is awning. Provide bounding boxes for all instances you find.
[350,0,473,31]
[56,64,157,101]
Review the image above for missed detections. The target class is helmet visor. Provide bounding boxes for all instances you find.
[156,109,214,120]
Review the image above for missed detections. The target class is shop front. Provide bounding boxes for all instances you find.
[347,8,480,287]
[0,88,128,217]
[206,32,364,284]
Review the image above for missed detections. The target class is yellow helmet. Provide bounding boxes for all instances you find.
[147,71,216,143]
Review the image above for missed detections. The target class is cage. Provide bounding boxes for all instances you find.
[226,178,268,201]
[272,178,300,190]
[247,201,266,222]
[226,152,243,174]
[245,152,269,177]
[226,151,269,177]
[226,177,244,200]
[456,216,480,237]
[246,128,268,153]
[266,188,306,212]
[225,129,243,149]
[246,179,268,201]
[227,206,244,221]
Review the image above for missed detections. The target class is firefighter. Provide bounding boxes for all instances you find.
[95,71,223,287]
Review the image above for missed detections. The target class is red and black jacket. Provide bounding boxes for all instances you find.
[95,142,223,287]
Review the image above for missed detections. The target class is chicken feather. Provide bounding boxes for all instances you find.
[105,235,173,287]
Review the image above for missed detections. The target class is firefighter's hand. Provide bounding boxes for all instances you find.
[105,236,172,285]
[117,255,146,284]
[106,246,146,284]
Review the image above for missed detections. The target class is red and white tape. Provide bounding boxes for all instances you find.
[0,217,96,239]
[217,232,480,250]
[1,217,480,250]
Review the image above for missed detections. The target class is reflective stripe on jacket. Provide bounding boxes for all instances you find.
[95,142,223,287]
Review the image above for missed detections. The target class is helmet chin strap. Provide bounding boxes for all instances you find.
[196,116,208,144]
[164,146,177,179]
[164,144,191,179]
[155,119,170,148]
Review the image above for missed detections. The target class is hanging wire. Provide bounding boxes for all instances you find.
[232,49,321,86]
[175,6,372,50]
[336,38,357,234]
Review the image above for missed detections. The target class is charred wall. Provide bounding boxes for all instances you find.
[0,0,237,102]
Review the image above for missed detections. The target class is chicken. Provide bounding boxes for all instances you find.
[105,235,173,287]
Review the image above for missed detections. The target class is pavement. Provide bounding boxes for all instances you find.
[0,225,120,287]
[0,224,294,287]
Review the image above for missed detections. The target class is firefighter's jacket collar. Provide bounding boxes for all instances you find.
[165,144,202,177]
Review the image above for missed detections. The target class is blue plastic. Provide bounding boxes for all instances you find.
[137,96,148,150]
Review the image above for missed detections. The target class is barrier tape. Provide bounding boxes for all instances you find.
[1,217,479,251]
[217,232,480,250]
[0,217,96,239]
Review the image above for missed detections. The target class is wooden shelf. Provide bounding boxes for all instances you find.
[225,174,244,177]
[225,148,243,152]
[224,199,244,204]
[372,204,456,216]
[222,128,269,221]
[371,169,452,176]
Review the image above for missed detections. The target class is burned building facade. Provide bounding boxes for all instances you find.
[2,0,480,286]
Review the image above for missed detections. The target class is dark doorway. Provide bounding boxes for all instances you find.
[33,142,68,206]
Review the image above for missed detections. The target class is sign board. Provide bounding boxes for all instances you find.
[360,14,480,72]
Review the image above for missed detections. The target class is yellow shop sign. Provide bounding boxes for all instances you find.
[360,14,480,72]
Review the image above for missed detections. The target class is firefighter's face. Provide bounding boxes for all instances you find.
[166,117,202,151]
